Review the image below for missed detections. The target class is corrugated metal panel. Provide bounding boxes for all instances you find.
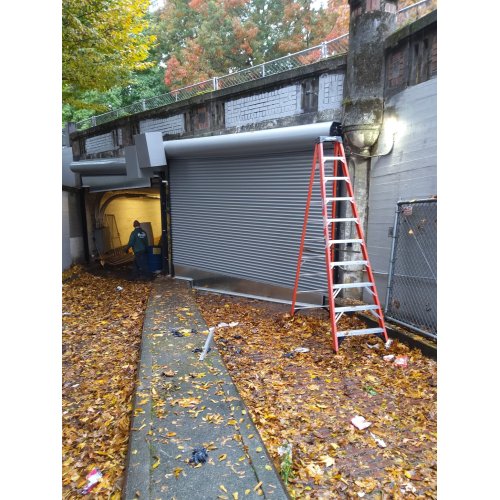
[170,151,328,291]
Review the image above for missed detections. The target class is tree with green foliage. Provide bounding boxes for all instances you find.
[62,0,156,111]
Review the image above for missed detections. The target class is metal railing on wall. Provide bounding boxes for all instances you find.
[385,199,437,339]
[74,0,435,131]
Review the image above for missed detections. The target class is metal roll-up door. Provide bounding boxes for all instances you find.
[169,150,328,292]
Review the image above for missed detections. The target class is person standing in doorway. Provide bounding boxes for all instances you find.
[126,220,149,279]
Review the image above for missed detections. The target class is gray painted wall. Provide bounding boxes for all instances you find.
[62,189,85,270]
[366,77,437,304]
[62,191,72,270]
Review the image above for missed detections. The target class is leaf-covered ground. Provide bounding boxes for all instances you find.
[194,291,437,499]
[62,266,152,499]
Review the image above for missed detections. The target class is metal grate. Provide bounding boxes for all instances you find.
[385,199,437,339]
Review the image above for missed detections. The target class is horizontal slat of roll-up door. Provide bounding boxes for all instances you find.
[169,151,328,291]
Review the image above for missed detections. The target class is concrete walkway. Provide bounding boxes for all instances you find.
[123,276,289,500]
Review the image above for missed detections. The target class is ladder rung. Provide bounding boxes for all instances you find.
[323,176,350,181]
[327,239,363,246]
[332,282,374,289]
[325,197,353,203]
[327,218,358,224]
[311,197,353,204]
[334,304,380,313]
[337,327,385,338]
[331,260,368,267]
[323,156,346,162]
[294,304,328,310]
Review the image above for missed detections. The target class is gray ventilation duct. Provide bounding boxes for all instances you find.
[70,158,126,176]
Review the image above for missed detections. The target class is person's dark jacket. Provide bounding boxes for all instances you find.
[127,228,148,254]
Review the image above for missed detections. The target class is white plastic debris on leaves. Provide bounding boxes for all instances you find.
[370,432,387,448]
[294,347,310,353]
[351,415,372,430]
[217,321,240,328]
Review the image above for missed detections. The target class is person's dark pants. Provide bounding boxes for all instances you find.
[134,251,149,278]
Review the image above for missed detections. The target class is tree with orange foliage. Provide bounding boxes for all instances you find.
[157,0,348,90]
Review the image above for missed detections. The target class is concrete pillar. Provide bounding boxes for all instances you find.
[340,156,370,299]
[340,0,397,299]
[343,0,398,153]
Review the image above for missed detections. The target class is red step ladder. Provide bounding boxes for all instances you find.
[290,135,388,353]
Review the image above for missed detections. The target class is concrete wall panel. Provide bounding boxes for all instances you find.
[366,77,437,304]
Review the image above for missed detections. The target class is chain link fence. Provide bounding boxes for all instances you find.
[385,199,437,339]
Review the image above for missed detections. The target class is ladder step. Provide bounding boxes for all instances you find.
[327,239,363,247]
[325,197,353,203]
[337,327,385,338]
[332,282,374,289]
[335,304,380,313]
[327,218,358,224]
[323,156,346,162]
[311,197,353,204]
[323,176,350,181]
[318,136,343,143]
[331,260,368,267]
[294,304,328,310]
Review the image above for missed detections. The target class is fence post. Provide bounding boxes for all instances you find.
[384,206,400,313]
[320,41,327,59]
[262,64,266,78]
[213,77,218,91]
[142,99,147,111]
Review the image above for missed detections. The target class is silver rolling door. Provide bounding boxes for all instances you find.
[169,150,328,292]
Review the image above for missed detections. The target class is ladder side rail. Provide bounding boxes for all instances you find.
[318,143,339,352]
[338,142,388,342]
[290,146,320,314]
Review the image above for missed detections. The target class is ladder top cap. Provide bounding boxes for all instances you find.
[316,136,343,143]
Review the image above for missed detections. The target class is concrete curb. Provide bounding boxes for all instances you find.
[357,312,437,360]
[122,278,290,499]
[122,287,154,499]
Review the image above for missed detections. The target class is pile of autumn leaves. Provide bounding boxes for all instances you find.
[194,292,437,499]
[62,266,152,499]
[62,266,436,499]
